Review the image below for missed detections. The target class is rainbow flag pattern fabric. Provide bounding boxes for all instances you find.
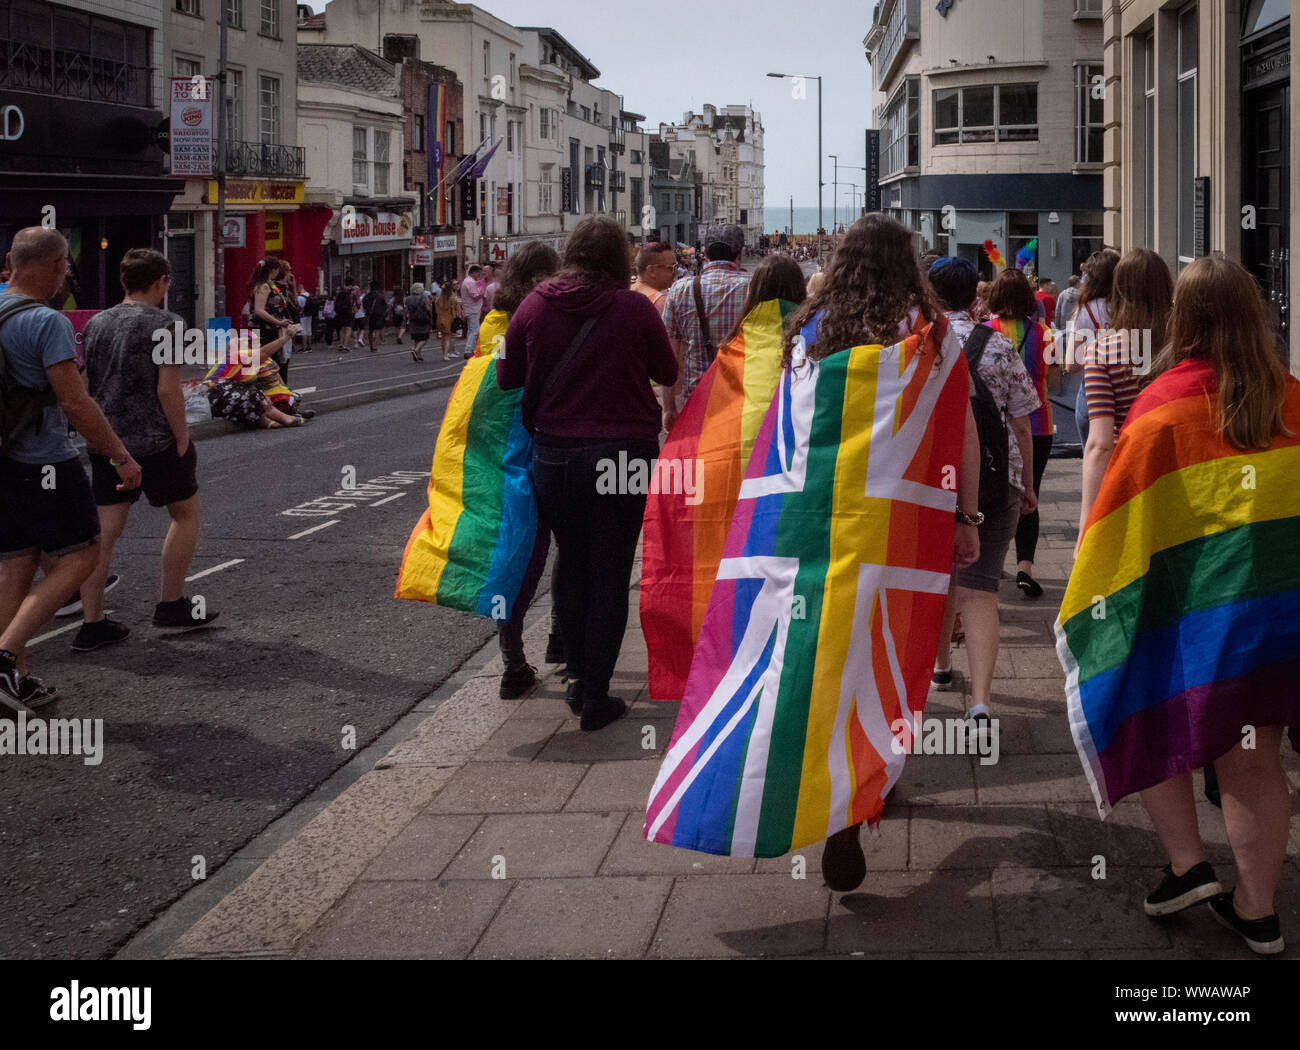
[640,298,795,701]
[1057,359,1300,817]
[644,314,969,857]
[396,309,537,617]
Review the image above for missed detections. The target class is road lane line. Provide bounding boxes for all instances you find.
[370,492,406,507]
[186,558,245,582]
[295,386,317,395]
[30,620,88,646]
[288,520,340,540]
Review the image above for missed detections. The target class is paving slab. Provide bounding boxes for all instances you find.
[909,804,1064,870]
[474,717,563,762]
[361,814,484,882]
[826,871,997,953]
[601,812,757,876]
[443,812,625,879]
[535,716,675,763]
[975,752,1098,805]
[650,875,831,958]
[424,761,587,814]
[471,876,671,959]
[991,867,1172,951]
[564,758,660,812]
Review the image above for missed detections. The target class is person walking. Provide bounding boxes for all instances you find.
[659,223,751,430]
[434,282,460,360]
[358,280,383,351]
[498,216,677,731]
[460,265,487,357]
[332,277,358,352]
[481,244,565,699]
[985,268,1056,599]
[74,248,218,651]
[927,258,1039,730]
[1054,274,1082,332]
[404,282,432,362]
[1077,248,1172,541]
[1067,249,1120,446]
[1062,255,1300,954]
[0,227,142,713]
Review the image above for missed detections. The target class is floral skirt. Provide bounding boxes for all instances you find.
[208,381,267,428]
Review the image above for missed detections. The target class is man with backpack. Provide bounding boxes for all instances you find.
[926,257,1038,735]
[659,223,751,432]
[0,227,142,714]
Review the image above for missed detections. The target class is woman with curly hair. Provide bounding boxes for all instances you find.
[780,215,981,890]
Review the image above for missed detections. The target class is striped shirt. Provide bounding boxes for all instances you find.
[1085,330,1143,431]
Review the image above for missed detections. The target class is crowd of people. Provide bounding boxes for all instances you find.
[1,209,1295,955]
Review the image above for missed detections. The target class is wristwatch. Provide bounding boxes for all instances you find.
[955,509,984,526]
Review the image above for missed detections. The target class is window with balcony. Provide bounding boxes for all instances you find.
[258,73,280,144]
[374,129,390,194]
[226,0,243,29]
[933,82,1037,143]
[259,0,279,38]
[1074,63,1104,163]
[353,126,368,190]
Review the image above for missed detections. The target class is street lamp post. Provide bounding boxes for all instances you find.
[768,71,822,264]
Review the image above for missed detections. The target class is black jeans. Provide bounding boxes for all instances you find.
[1015,433,1054,566]
[531,436,657,701]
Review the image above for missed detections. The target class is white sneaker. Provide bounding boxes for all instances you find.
[56,573,120,618]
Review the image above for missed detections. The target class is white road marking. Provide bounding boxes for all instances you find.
[30,619,89,646]
[185,558,245,582]
[370,492,406,507]
[288,520,340,540]
[294,386,317,395]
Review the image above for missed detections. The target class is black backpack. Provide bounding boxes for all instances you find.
[0,296,56,452]
[333,287,353,319]
[963,324,1010,515]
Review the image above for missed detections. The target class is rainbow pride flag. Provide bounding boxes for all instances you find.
[644,314,969,857]
[396,309,537,617]
[640,298,795,701]
[1057,359,1300,817]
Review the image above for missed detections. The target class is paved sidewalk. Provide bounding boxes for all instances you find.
[157,461,1300,959]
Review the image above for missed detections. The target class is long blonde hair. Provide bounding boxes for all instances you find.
[1149,255,1289,450]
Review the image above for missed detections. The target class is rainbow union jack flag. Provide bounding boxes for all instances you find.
[643,315,968,857]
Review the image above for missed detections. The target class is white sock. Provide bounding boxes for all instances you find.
[967,703,990,719]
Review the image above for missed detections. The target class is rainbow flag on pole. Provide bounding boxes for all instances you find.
[644,315,968,857]
[396,309,536,617]
[1057,359,1300,817]
[640,298,795,701]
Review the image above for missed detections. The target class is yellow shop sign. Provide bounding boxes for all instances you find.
[205,180,305,205]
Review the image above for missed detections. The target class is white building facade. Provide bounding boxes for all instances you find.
[658,104,765,246]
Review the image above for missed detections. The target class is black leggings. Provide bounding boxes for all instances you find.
[1015,433,1054,566]
[531,436,656,701]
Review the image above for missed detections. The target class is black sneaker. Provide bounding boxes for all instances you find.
[153,597,220,631]
[1208,892,1285,955]
[499,663,537,700]
[565,679,583,715]
[822,822,867,892]
[580,694,627,732]
[72,618,131,653]
[56,573,120,618]
[932,667,953,688]
[1144,861,1223,916]
[0,650,57,715]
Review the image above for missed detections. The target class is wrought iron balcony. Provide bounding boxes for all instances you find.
[0,39,151,108]
[222,139,306,179]
[609,125,625,154]
[585,163,605,188]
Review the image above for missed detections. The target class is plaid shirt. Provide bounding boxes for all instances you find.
[661,261,751,403]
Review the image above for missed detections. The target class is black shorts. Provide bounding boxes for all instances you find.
[0,456,99,559]
[90,441,198,508]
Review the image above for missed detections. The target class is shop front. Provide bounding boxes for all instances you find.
[0,89,182,311]
[333,207,415,295]
[409,233,461,289]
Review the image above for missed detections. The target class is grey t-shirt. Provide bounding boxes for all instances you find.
[83,302,180,457]
[0,292,78,465]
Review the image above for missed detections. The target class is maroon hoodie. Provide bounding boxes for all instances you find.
[498,277,677,441]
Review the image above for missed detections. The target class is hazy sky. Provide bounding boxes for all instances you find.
[309,0,875,215]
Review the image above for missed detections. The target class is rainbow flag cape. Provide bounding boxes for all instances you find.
[644,314,968,857]
[1057,360,1300,817]
[640,298,795,701]
[396,309,537,617]
[203,351,292,403]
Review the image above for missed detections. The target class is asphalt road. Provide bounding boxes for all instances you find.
[0,387,507,960]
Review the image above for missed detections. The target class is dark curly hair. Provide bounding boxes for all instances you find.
[782,213,937,366]
[493,242,560,315]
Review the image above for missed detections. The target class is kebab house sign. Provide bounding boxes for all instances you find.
[340,210,413,250]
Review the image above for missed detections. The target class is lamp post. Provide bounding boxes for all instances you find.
[768,71,822,264]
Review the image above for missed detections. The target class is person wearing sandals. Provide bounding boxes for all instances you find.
[984,269,1056,600]
[927,258,1038,731]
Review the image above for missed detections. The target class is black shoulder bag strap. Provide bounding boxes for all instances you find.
[539,304,613,410]
[692,274,717,365]
[963,323,993,369]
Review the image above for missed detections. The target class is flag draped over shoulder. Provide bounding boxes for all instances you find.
[396,309,537,617]
[1057,360,1300,817]
[644,315,968,858]
[640,298,795,701]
